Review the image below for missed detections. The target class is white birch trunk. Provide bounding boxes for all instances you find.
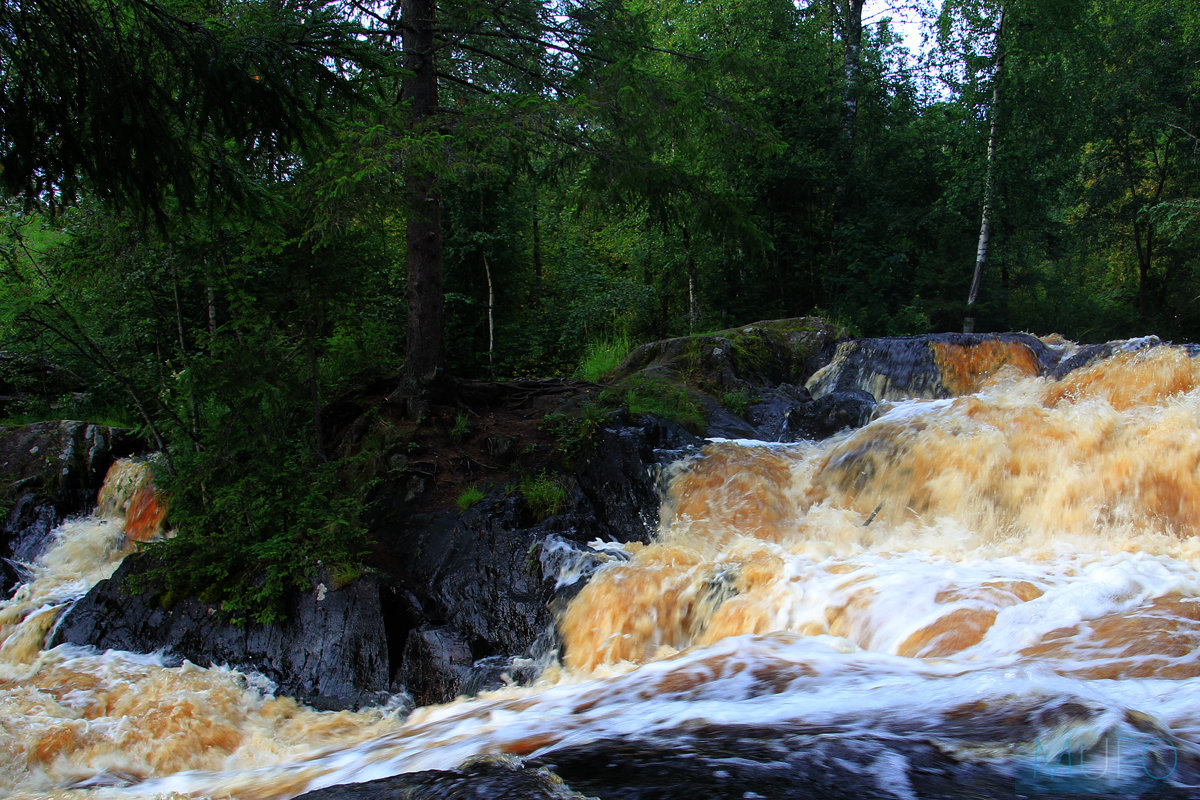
[965,7,1005,334]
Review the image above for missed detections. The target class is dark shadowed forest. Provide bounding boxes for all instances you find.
[3,0,1198,615]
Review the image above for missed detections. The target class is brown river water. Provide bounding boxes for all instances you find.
[5,345,1200,798]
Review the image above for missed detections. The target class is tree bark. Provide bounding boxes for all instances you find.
[830,0,865,264]
[532,197,543,294]
[838,0,865,161]
[483,252,495,377]
[401,0,445,386]
[965,7,1005,334]
[681,222,698,334]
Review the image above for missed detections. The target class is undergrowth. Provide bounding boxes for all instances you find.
[519,471,567,521]
[139,448,373,626]
[604,376,706,430]
[575,333,632,383]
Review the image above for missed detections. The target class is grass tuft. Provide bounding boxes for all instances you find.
[575,333,632,383]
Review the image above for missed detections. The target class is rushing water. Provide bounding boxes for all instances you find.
[7,345,1200,798]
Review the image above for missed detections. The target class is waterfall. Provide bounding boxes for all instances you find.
[5,343,1200,798]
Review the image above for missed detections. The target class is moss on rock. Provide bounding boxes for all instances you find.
[604,317,844,430]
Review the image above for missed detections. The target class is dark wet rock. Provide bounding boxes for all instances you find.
[568,413,700,544]
[376,497,584,702]
[528,721,1200,800]
[805,333,1057,402]
[401,625,475,706]
[6,492,66,563]
[401,627,546,705]
[1,421,138,594]
[737,385,879,441]
[292,714,1200,800]
[531,728,1012,800]
[1,558,24,598]
[463,654,542,696]
[702,406,762,440]
[741,383,813,441]
[1046,334,1169,378]
[293,759,586,800]
[51,555,395,710]
[385,503,560,661]
[365,413,698,705]
[49,408,697,710]
[809,389,879,437]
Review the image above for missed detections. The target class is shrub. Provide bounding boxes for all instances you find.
[519,471,567,521]
[456,485,485,511]
[540,403,608,465]
[142,445,373,626]
[450,411,472,442]
[721,389,754,418]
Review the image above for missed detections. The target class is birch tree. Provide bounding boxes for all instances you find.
[964,6,1004,333]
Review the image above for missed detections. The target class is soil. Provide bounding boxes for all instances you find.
[323,374,607,515]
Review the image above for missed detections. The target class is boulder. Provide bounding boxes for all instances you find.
[400,625,475,706]
[605,318,848,441]
[805,333,1055,401]
[611,317,843,393]
[568,413,700,544]
[363,413,698,704]
[51,555,395,710]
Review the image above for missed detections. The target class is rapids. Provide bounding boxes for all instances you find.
[6,344,1200,797]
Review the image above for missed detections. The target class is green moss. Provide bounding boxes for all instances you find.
[524,540,542,574]
[607,375,706,430]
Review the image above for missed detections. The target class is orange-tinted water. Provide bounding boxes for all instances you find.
[6,344,1200,797]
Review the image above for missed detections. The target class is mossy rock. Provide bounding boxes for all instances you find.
[605,317,845,430]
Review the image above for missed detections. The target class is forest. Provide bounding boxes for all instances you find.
[2,0,1199,615]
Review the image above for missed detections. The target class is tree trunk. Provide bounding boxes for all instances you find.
[965,7,1005,334]
[483,252,495,377]
[532,197,543,294]
[838,0,865,161]
[402,0,445,386]
[1133,218,1153,319]
[681,222,698,334]
[830,0,865,264]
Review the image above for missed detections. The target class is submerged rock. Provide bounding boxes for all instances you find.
[294,758,586,800]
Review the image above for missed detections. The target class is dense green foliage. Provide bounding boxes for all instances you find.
[3,0,1199,618]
